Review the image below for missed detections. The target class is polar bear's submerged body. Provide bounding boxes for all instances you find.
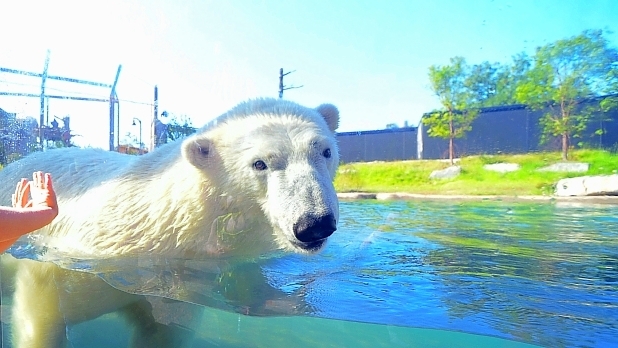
[0,98,341,347]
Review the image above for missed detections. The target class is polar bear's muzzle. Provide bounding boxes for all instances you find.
[292,213,337,251]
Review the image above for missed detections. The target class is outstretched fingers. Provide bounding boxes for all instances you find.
[44,172,58,211]
[44,172,54,191]
[11,178,31,208]
[28,171,58,210]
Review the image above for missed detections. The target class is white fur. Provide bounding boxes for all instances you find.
[0,98,340,347]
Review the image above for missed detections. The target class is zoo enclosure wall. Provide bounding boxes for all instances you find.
[336,98,618,163]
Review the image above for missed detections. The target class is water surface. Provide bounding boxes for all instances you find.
[2,200,616,347]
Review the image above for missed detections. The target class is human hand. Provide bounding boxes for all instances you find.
[29,172,58,212]
[11,178,31,208]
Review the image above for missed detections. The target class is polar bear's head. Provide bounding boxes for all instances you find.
[181,99,340,254]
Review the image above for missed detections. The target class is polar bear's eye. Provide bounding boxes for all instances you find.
[253,160,268,171]
[322,148,332,158]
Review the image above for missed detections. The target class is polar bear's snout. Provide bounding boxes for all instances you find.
[0,98,343,348]
[293,213,337,243]
[290,213,337,251]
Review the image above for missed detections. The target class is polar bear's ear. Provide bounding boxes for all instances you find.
[181,136,214,169]
[316,104,339,132]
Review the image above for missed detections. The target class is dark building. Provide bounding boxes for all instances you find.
[336,95,617,163]
[418,97,618,160]
[419,104,534,159]
[337,127,418,163]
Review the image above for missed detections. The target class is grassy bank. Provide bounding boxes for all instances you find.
[334,149,618,196]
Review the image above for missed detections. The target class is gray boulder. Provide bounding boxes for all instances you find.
[555,174,618,196]
[538,162,589,173]
[430,166,461,180]
[484,163,520,173]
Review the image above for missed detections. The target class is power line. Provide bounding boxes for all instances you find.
[0,79,40,89]
[0,92,108,103]
[0,90,153,106]
[0,82,154,106]
[0,55,122,150]
[0,67,113,88]
[0,54,162,153]
[123,71,156,87]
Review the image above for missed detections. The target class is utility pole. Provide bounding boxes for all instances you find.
[278,68,303,98]
[39,50,50,149]
[109,65,122,151]
[150,85,158,152]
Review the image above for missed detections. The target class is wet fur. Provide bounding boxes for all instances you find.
[0,98,340,347]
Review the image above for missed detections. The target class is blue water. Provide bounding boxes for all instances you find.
[2,200,617,347]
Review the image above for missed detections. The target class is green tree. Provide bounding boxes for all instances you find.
[424,57,479,165]
[461,53,531,108]
[600,60,618,112]
[490,53,531,106]
[515,29,618,160]
[464,61,501,107]
[166,113,196,141]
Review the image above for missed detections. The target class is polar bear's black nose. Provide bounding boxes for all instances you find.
[293,214,337,243]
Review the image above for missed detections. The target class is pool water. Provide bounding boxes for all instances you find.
[1,200,617,347]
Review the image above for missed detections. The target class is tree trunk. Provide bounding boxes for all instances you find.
[562,132,568,161]
[449,117,454,165]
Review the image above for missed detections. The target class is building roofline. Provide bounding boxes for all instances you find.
[421,93,618,117]
[337,126,417,137]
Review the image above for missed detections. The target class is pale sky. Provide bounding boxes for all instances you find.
[1,0,617,149]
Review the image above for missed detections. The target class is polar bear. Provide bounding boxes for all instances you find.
[0,98,340,347]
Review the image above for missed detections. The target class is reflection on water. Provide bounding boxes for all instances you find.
[2,200,617,347]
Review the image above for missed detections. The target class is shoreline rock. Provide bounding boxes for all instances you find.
[483,163,520,173]
[555,174,618,196]
[337,192,618,205]
[538,162,589,173]
[429,166,461,180]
